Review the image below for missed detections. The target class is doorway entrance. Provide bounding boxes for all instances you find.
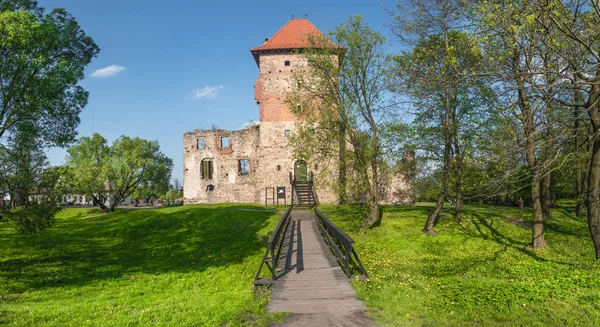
[294,160,308,181]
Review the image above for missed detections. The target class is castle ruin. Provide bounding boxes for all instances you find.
[183,19,414,205]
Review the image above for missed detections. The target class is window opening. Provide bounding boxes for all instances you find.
[284,129,291,136]
[197,138,205,149]
[284,60,290,66]
[220,136,229,148]
[239,159,250,176]
[201,159,214,180]
[277,165,282,171]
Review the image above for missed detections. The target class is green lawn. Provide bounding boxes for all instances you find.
[0,205,286,327]
[3,203,599,326]
[320,203,600,327]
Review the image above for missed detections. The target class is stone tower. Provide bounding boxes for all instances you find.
[250,18,326,147]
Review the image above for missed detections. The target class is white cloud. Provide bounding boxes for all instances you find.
[90,65,127,78]
[190,85,224,99]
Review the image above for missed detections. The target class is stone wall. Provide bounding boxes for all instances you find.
[183,122,339,205]
[183,127,261,204]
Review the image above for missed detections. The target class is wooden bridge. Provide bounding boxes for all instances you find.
[254,207,374,325]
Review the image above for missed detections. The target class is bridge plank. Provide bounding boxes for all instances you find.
[267,210,367,315]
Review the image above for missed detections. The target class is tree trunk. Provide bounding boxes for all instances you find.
[516,54,547,249]
[361,132,380,228]
[541,171,552,219]
[586,88,600,259]
[574,90,587,218]
[96,197,110,213]
[587,136,600,258]
[453,112,463,222]
[338,121,347,204]
[531,170,547,249]
[541,53,555,220]
[424,86,452,235]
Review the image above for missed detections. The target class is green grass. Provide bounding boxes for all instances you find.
[0,205,286,326]
[320,203,600,327]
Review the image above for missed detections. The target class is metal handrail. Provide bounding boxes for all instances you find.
[253,206,293,286]
[314,207,368,278]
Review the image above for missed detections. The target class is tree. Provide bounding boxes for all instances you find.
[287,15,390,228]
[0,131,47,208]
[390,0,493,234]
[0,0,99,146]
[0,0,98,232]
[66,134,173,213]
[528,0,600,258]
[472,0,585,249]
[173,178,182,192]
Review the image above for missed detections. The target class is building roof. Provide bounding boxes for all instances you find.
[250,18,338,65]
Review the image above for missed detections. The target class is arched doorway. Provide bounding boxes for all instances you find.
[294,160,308,181]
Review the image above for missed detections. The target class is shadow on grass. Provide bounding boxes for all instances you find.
[0,205,276,291]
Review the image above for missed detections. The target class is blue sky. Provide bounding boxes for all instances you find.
[39,0,400,184]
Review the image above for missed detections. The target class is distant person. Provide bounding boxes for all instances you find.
[518,197,524,211]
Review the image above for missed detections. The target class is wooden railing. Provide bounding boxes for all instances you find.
[253,206,293,286]
[314,208,368,278]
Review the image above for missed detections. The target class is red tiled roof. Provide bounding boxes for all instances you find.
[251,18,329,52]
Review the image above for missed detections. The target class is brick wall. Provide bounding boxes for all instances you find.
[255,53,308,122]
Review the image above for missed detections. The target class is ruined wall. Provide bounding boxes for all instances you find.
[183,122,339,205]
[183,127,261,204]
[378,171,415,205]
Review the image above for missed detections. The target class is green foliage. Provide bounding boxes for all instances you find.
[5,203,58,234]
[0,131,48,206]
[321,203,600,326]
[0,204,286,326]
[0,2,99,146]
[287,15,391,226]
[66,133,173,212]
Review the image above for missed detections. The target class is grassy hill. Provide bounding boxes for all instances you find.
[2,203,599,326]
[320,203,600,326]
[0,205,286,327]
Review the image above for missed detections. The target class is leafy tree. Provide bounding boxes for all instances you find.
[0,0,99,146]
[390,0,492,234]
[0,0,98,232]
[472,0,582,249]
[66,134,173,213]
[527,0,600,258]
[0,131,47,208]
[287,15,391,228]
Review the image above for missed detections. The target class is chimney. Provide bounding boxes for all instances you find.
[264,38,269,44]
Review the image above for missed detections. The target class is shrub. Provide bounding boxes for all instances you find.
[6,203,59,234]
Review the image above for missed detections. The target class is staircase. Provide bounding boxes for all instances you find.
[290,172,318,208]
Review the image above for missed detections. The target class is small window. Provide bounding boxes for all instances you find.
[296,104,303,112]
[277,165,282,171]
[197,138,205,149]
[284,129,291,136]
[284,60,290,66]
[238,159,250,176]
[201,159,213,180]
[297,80,302,88]
[220,136,229,148]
